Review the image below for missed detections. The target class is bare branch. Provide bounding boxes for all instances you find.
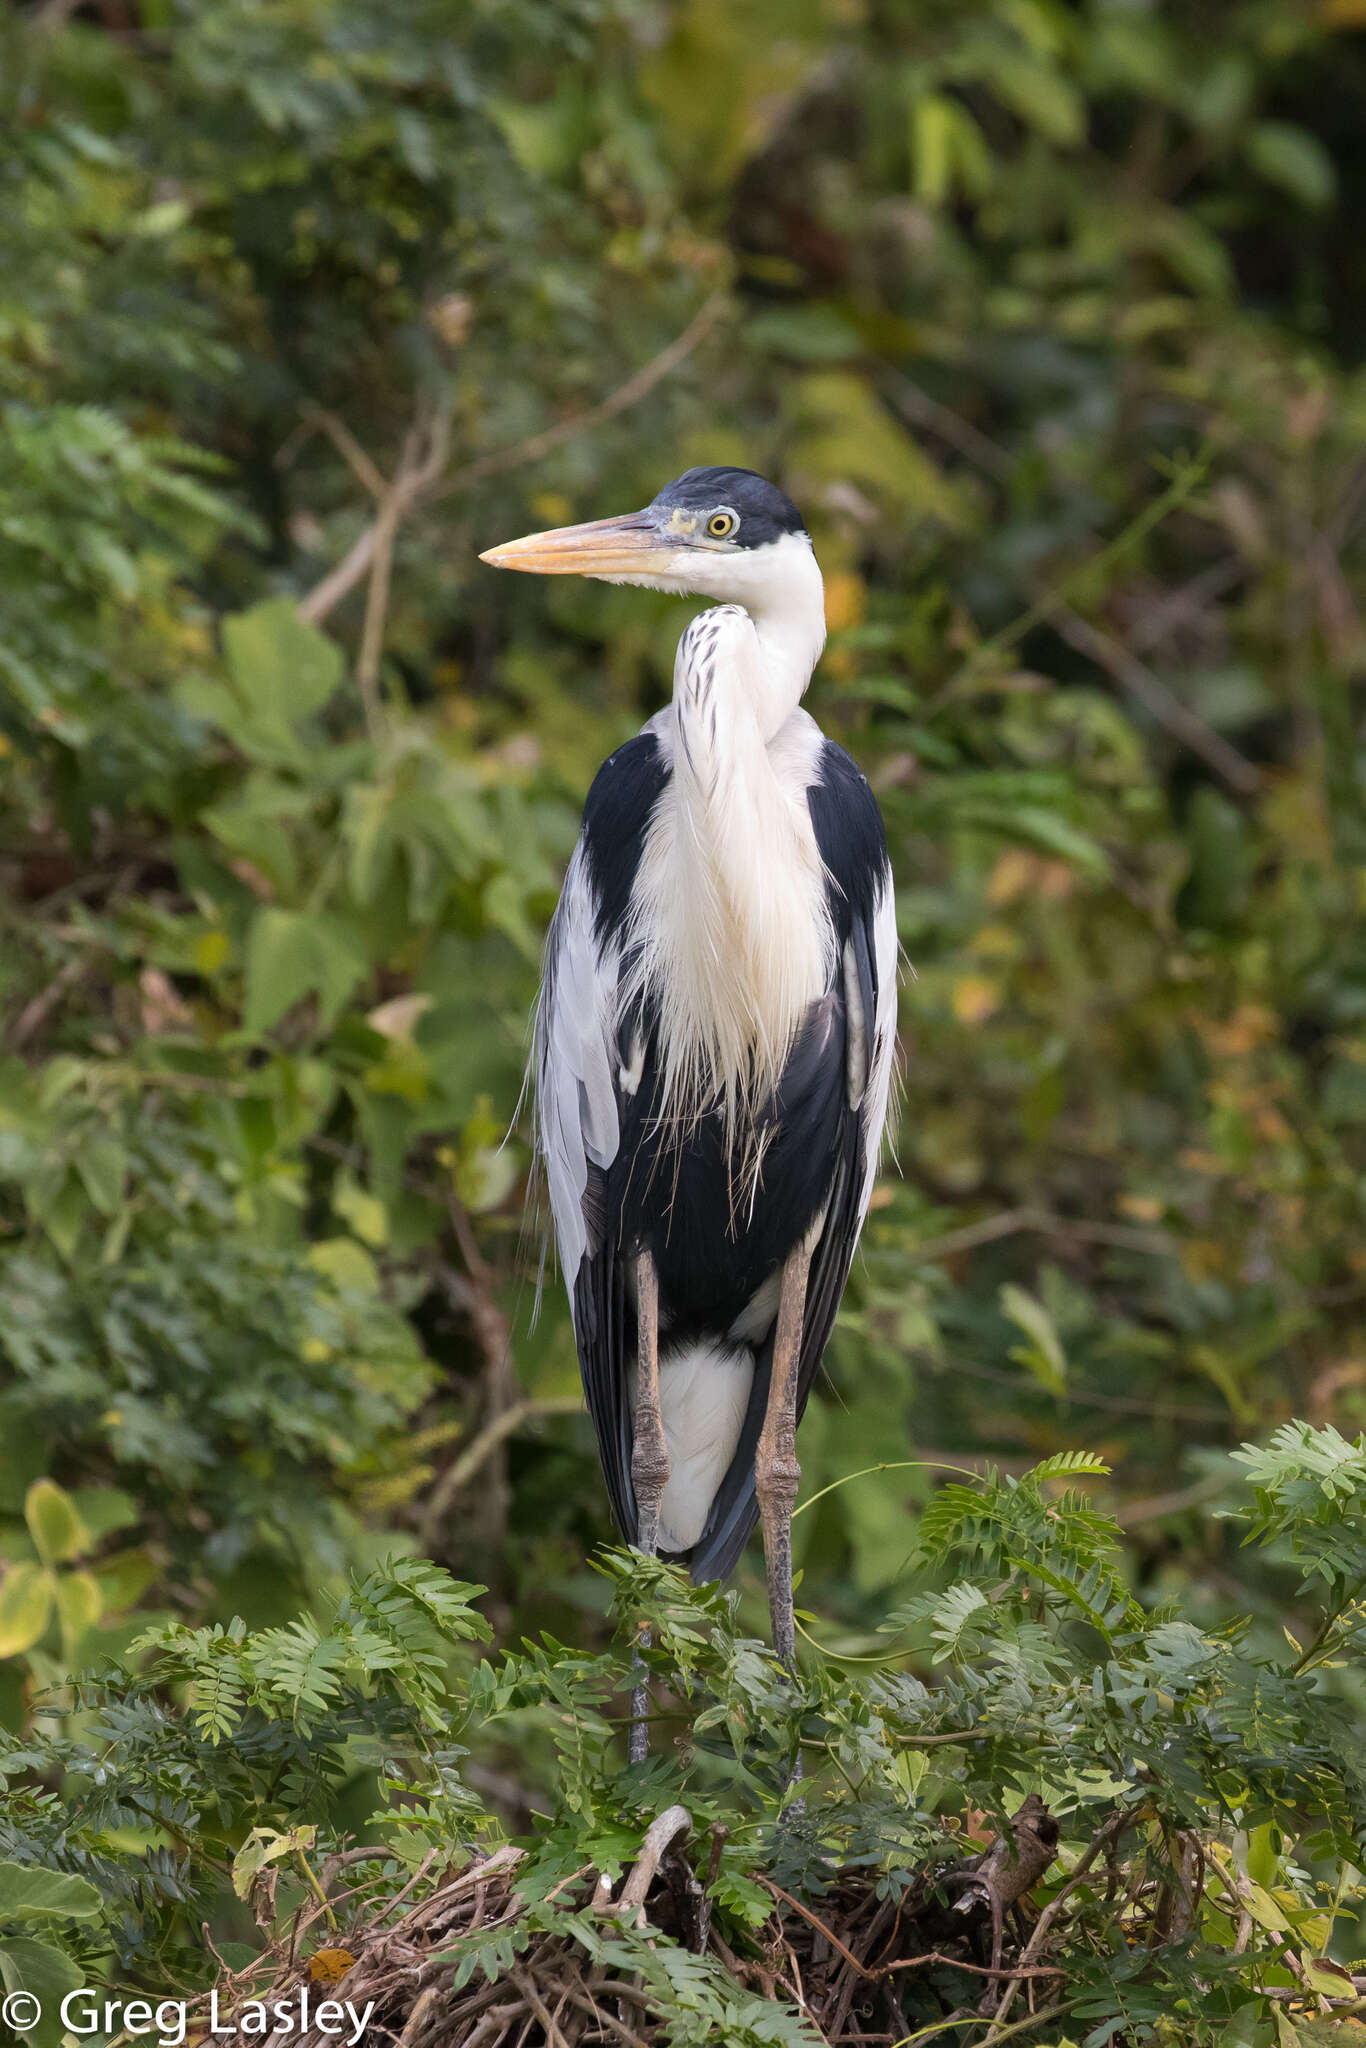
[612,1805,692,1918]
[302,406,389,503]
[1046,603,1261,797]
[430,292,727,508]
[876,361,1262,796]
[297,293,727,626]
[27,0,83,36]
[415,1395,581,1552]
[878,365,1013,481]
[908,1204,1170,1267]
[982,1807,1132,2039]
[6,949,93,1052]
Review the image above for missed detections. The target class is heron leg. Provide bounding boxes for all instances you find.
[755,1242,812,1676]
[629,1247,667,1765]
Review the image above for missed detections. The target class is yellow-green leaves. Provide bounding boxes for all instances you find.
[910,94,994,207]
[180,599,343,766]
[786,372,966,530]
[23,1479,89,1569]
[0,1482,149,1664]
[0,1482,97,1659]
[244,909,368,1037]
[1000,1282,1067,1395]
[232,1824,318,1904]
[0,1566,53,1661]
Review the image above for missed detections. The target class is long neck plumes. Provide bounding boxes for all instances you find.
[625,537,833,1130]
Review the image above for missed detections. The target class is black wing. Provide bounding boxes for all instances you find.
[687,741,898,1583]
[535,731,669,1545]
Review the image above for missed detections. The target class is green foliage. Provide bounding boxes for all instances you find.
[1232,1424,1366,1675]
[135,1555,490,1740]
[3,0,1366,2033]
[3,0,1365,1633]
[1,1446,1364,2041]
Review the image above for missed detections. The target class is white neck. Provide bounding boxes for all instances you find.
[621,535,833,1128]
[703,532,827,739]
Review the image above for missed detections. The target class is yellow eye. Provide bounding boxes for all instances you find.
[707,509,739,540]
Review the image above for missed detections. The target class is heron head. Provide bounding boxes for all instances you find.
[479,467,814,606]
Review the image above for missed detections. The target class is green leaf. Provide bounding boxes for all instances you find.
[0,1565,53,1659]
[1029,1450,1111,1482]
[68,1488,138,1543]
[0,1937,84,2048]
[223,598,344,729]
[243,910,368,1036]
[89,1546,157,1615]
[333,1175,388,1247]
[232,1825,317,1901]
[1000,1283,1067,1393]
[309,1237,380,1294]
[1245,121,1336,210]
[0,1863,102,1923]
[343,783,395,906]
[911,94,993,207]
[987,804,1109,877]
[1245,1823,1281,1888]
[73,1136,126,1218]
[24,1480,89,1567]
[991,58,1085,146]
[746,306,862,363]
[54,1570,102,1652]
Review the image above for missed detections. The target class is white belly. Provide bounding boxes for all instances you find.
[653,1340,754,1552]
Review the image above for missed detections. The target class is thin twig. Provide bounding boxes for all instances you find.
[963,1997,1080,2046]
[559,1985,650,2048]
[1115,1473,1230,1528]
[1128,555,1246,654]
[355,407,451,732]
[511,1971,570,2048]
[908,1205,1170,1266]
[878,366,1013,480]
[945,1354,1229,1425]
[27,0,82,34]
[878,389,1261,796]
[371,1848,440,1926]
[613,1806,692,1918]
[1046,603,1261,796]
[355,478,403,737]
[294,405,389,502]
[428,293,727,509]
[879,1953,1063,1983]
[980,1809,1131,2040]
[447,1189,518,1409]
[760,1878,869,1978]
[298,293,726,626]
[6,950,93,1052]
[415,1396,581,1550]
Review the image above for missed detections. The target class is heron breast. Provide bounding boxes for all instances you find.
[625,700,833,1124]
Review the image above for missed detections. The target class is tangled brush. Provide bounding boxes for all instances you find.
[207,1795,1076,2047]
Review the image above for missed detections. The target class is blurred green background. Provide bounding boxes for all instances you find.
[3,0,1366,1712]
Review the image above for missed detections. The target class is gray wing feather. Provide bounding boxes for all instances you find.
[857,869,899,1219]
[534,846,621,1303]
